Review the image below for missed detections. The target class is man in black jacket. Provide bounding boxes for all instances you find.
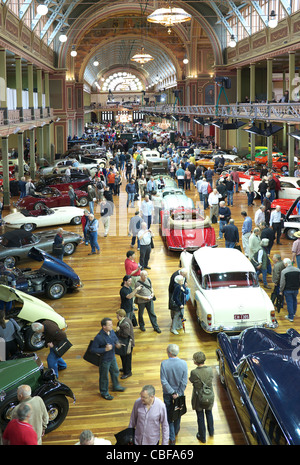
[221,219,239,248]
[279,258,300,322]
[91,317,125,400]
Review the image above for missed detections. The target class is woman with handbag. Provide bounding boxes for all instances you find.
[189,351,214,443]
[115,309,135,379]
[170,275,190,335]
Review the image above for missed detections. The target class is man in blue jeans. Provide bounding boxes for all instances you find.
[31,320,67,378]
[160,344,188,445]
[91,318,125,400]
[279,258,300,322]
[87,213,100,255]
[125,178,136,208]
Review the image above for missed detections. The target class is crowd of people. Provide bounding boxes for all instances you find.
[2,123,300,446]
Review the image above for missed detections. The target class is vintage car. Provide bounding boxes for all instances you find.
[0,229,82,268]
[255,154,299,172]
[0,353,75,432]
[0,247,82,300]
[241,176,300,200]
[153,187,194,223]
[35,173,94,193]
[160,208,216,251]
[195,155,245,171]
[277,196,300,240]
[38,159,98,177]
[145,157,169,180]
[15,187,89,210]
[180,247,277,333]
[216,327,300,445]
[3,205,84,231]
[0,283,67,350]
[152,174,177,191]
[271,198,297,215]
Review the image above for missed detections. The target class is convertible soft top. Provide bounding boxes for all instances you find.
[2,230,32,247]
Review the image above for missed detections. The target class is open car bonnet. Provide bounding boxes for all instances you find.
[28,247,80,282]
[0,284,66,328]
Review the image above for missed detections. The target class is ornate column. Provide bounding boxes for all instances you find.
[1,137,10,207]
[267,59,273,169]
[27,63,34,120]
[17,131,24,178]
[15,56,23,122]
[0,49,8,124]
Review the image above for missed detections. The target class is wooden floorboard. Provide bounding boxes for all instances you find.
[10,174,298,446]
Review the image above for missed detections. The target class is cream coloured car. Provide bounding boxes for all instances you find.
[180,247,277,333]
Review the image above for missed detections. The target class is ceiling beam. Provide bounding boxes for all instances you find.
[226,0,251,36]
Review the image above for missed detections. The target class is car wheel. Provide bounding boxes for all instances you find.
[99,161,106,168]
[0,394,18,430]
[281,166,288,172]
[24,326,45,351]
[71,216,82,225]
[21,223,36,232]
[44,395,69,434]
[78,196,88,207]
[46,280,67,299]
[63,242,76,255]
[3,256,17,268]
[285,227,298,240]
[34,202,46,210]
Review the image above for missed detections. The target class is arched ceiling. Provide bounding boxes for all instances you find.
[57,1,221,88]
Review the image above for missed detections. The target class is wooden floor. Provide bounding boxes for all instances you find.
[12,173,299,446]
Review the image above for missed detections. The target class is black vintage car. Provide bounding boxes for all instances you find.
[0,354,75,433]
[216,327,300,445]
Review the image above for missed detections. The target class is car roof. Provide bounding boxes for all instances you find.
[193,247,255,274]
[247,350,300,444]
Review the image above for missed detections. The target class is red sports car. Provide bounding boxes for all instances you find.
[35,173,94,193]
[160,208,216,251]
[271,198,298,215]
[16,187,89,210]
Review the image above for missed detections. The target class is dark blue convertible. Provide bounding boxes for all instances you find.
[216,327,300,445]
[0,247,82,299]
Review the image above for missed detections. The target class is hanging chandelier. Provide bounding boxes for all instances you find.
[147,4,191,27]
[131,47,154,64]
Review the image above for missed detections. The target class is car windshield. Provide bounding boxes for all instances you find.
[163,191,183,197]
[203,272,258,289]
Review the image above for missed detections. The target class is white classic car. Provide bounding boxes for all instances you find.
[180,247,277,333]
[3,205,84,231]
[241,176,300,199]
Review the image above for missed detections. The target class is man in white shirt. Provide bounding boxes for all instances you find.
[254,205,265,226]
[208,189,221,221]
[269,205,282,244]
[140,195,153,228]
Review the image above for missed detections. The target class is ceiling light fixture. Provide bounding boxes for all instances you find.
[268,10,278,28]
[37,3,48,15]
[93,60,99,67]
[59,34,68,43]
[228,34,236,48]
[70,46,77,57]
[147,2,191,27]
[131,47,154,64]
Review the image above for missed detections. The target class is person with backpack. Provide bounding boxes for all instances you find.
[189,351,214,443]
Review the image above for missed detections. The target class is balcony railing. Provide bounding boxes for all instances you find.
[140,103,300,124]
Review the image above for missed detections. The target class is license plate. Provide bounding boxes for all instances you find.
[234,314,249,320]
